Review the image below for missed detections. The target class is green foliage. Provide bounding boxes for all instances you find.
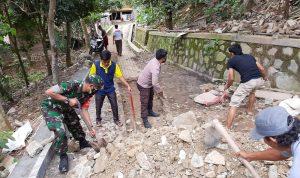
[201,0,243,22]
[203,39,220,57]
[0,15,16,48]
[0,131,13,149]
[136,6,164,25]
[55,31,67,53]
[56,0,98,25]
[28,71,45,82]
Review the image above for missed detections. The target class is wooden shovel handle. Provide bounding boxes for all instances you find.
[212,119,261,178]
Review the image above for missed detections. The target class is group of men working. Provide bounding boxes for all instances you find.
[41,47,167,173]
[41,38,299,177]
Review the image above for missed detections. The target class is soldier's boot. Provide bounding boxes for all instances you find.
[59,153,69,173]
[148,110,160,117]
[142,117,152,128]
[79,138,91,149]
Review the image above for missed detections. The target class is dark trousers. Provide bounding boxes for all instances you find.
[42,107,85,154]
[115,40,122,56]
[137,83,154,118]
[95,92,119,122]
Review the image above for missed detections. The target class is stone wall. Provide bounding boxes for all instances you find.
[134,27,300,91]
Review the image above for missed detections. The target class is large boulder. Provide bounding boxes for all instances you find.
[172,111,198,130]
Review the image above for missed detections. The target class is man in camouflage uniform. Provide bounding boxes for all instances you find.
[40,75,103,173]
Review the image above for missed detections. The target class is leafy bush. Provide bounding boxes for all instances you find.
[136,6,164,26]
[28,71,46,82]
[203,0,244,22]
[0,131,13,149]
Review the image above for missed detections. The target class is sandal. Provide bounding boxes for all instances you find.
[114,121,123,127]
[96,119,102,127]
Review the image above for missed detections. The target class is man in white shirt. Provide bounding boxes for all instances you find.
[137,49,167,128]
[113,25,123,56]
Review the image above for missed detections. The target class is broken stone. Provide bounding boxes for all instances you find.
[2,155,15,170]
[68,140,80,153]
[179,130,192,143]
[26,140,43,157]
[191,153,204,168]
[216,143,229,150]
[13,120,23,127]
[178,150,186,163]
[94,148,108,173]
[205,171,216,178]
[66,155,92,178]
[255,90,293,101]
[0,169,9,177]
[7,107,16,115]
[106,143,116,154]
[268,165,278,178]
[199,83,215,93]
[204,150,225,165]
[136,152,151,170]
[230,26,239,32]
[194,92,217,105]
[93,152,100,159]
[287,19,296,27]
[126,146,142,158]
[113,172,124,178]
[172,111,198,130]
[158,135,168,145]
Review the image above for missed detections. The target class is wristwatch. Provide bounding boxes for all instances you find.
[64,98,70,104]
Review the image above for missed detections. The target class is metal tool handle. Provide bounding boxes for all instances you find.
[212,119,261,178]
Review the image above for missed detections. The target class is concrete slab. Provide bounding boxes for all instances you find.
[8,120,54,178]
[255,90,293,101]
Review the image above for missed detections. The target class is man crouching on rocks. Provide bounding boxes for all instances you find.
[40,75,103,173]
[237,106,300,178]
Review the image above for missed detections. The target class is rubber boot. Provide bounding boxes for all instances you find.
[148,110,160,117]
[59,153,69,173]
[142,117,152,128]
[79,138,91,149]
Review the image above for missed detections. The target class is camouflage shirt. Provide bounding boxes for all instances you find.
[41,80,96,111]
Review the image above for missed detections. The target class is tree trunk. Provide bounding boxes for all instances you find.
[80,18,89,49]
[165,10,173,30]
[48,0,59,84]
[283,0,290,19]
[3,5,30,87]
[0,99,12,131]
[37,15,52,76]
[23,46,32,66]
[66,21,72,67]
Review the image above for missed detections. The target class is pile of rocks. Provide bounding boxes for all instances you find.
[66,111,290,178]
[202,0,300,36]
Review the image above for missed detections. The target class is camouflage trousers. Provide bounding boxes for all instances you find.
[41,107,86,155]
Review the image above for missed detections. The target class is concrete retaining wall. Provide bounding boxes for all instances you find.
[134,27,300,92]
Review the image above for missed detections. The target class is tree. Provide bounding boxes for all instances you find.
[126,0,188,29]
[55,0,97,67]
[283,0,290,19]
[1,2,30,87]
[48,0,59,83]
[10,0,52,76]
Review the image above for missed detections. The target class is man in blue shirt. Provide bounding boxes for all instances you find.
[224,43,266,128]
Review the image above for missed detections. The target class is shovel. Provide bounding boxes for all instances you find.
[204,119,260,178]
